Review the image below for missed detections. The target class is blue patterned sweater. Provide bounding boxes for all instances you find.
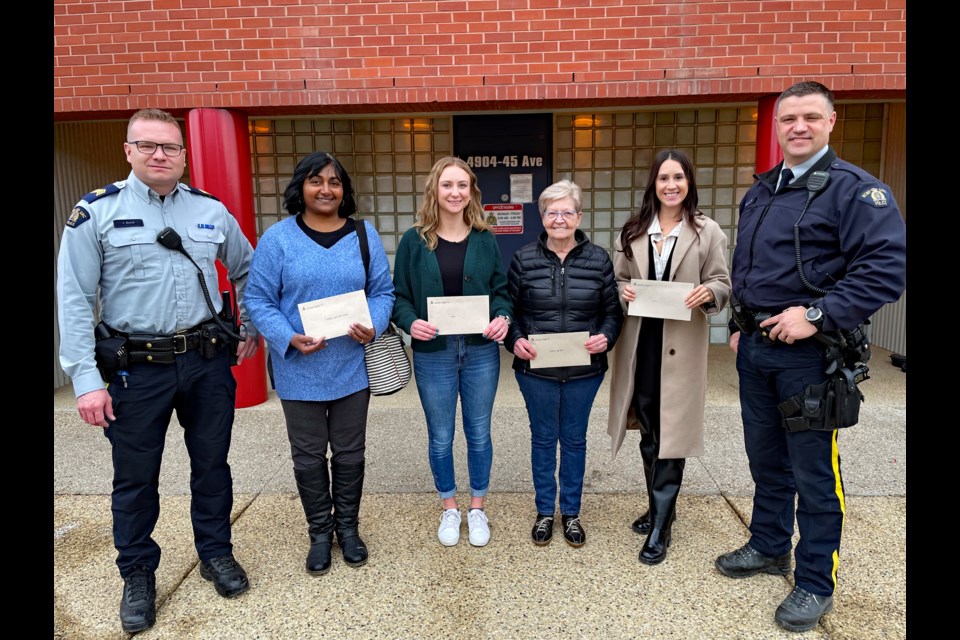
[245,217,395,401]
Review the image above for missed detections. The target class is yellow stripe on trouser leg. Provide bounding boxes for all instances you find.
[830,429,845,588]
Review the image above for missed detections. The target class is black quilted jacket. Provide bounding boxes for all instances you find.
[505,230,623,381]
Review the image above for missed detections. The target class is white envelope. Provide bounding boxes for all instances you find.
[298,289,373,340]
[627,279,694,321]
[528,332,591,368]
[427,295,490,335]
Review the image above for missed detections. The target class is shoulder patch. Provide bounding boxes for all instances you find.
[183,184,221,201]
[80,182,123,204]
[857,187,890,208]
[66,205,91,228]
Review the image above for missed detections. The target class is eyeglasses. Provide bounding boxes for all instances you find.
[127,140,186,157]
[543,210,579,221]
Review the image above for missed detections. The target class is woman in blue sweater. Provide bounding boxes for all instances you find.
[245,152,395,575]
[392,157,512,548]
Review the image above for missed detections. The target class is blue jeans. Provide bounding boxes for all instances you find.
[413,337,500,499]
[515,371,604,516]
[737,331,843,597]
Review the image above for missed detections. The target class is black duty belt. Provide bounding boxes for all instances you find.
[116,325,206,364]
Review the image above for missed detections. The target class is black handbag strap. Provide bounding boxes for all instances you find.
[354,218,371,290]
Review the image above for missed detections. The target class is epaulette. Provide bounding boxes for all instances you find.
[68,182,124,228]
[183,184,221,201]
[80,181,124,204]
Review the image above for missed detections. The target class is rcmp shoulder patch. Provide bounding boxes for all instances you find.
[80,182,123,204]
[66,205,90,228]
[857,187,890,208]
[184,184,221,201]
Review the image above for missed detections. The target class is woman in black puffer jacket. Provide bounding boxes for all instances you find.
[504,179,623,548]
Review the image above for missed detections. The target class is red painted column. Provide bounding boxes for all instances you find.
[755,94,783,174]
[185,108,268,408]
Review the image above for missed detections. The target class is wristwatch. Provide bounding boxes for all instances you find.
[804,305,824,331]
[496,315,511,326]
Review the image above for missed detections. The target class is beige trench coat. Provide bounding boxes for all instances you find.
[606,215,731,459]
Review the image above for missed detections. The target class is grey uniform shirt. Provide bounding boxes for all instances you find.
[57,171,256,398]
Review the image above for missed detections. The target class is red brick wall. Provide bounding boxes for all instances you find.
[54,0,906,119]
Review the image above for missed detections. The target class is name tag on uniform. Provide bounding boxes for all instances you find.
[197,223,215,229]
[113,219,144,228]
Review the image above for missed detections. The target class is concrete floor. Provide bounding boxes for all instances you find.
[54,344,906,639]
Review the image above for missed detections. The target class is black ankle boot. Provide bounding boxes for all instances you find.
[633,509,677,536]
[294,464,334,575]
[332,461,368,567]
[639,527,672,565]
[638,456,685,566]
[633,426,657,535]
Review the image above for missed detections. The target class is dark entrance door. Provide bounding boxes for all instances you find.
[453,113,553,272]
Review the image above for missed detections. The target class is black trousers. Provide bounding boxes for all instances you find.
[280,389,370,471]
[633,315,685,530]
[103,349,236,577]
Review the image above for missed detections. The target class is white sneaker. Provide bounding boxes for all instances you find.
[438,509,461,546]
[467,508,490,547]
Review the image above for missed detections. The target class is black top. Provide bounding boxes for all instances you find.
[297,215,356,248]
[435,235,468,297]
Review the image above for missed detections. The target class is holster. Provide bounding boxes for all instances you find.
[778,366,865,432]
[93,322,128,383]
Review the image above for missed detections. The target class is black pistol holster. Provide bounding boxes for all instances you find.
[777,325,871,432]
[94,321,128,383]
[218,289,242,365]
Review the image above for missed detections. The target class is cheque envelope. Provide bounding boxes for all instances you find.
[528,331,590,368]
[627,279,693,321]
[298,289,373,340]
[427,295,490,335]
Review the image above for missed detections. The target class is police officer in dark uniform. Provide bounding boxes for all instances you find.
[714,82,906,632]
[56,109,260,634]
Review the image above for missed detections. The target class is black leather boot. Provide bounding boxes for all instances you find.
[294,464,334,575]
[332,460,368,567]
[639,456,685,565]
[632,431,657,535]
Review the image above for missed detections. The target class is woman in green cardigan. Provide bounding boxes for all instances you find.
[392,157,512,548]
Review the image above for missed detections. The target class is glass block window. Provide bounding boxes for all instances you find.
[833,103,885,179]
[248,117,452,271]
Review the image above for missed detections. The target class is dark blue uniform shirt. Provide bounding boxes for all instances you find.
[732,147,906,332]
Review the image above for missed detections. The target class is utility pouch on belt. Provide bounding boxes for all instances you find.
[199,322,230,360]
[778,364,866,432]
[94,321,127,383]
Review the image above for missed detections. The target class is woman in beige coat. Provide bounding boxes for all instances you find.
[607,149,731,565]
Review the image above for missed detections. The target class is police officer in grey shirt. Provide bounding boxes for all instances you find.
[56,108,259,634]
